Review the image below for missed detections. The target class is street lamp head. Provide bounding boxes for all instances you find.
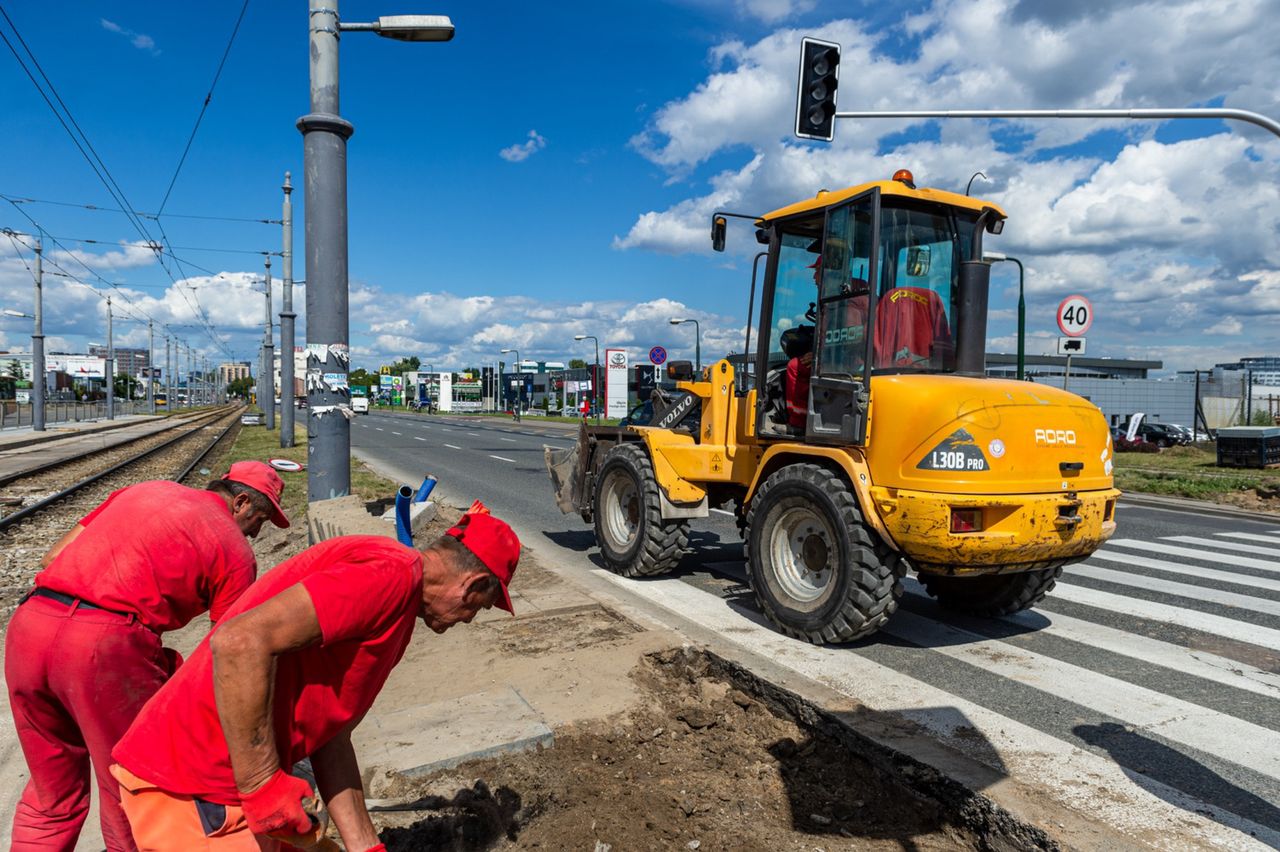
[500,348,515,354]
[3,308,31,318]
[573,335,586,341]
[371,15,454,41]
[669,318,686,325]
[982,251,1008,262]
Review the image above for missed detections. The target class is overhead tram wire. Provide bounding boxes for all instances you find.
[156,0,251,217]
[2,195,280,225]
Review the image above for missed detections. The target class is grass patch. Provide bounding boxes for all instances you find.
[1113,443,1280,502]
[216,421,397,523]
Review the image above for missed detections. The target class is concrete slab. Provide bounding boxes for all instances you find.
[354,686,552,789]
[308,495,393,542]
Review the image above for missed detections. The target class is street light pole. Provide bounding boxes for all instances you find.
[984,253,1025,380]
[147,320,155,414]
[105,296,115,420]
[262,255,275,430]
[280,171,296,447]
[574,334,600,425]
[31,237,44,430]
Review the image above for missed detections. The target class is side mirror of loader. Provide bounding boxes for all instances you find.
[711,216,727,252]
[666,360,695,382]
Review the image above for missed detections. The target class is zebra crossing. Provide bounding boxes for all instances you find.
[618,523,1280,850]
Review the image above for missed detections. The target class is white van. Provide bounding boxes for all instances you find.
[352,397,369,415]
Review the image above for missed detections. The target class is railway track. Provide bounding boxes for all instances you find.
[0,406,246,609]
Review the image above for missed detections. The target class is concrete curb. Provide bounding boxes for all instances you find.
[0,416,163,452]
[1119,490,1280,524]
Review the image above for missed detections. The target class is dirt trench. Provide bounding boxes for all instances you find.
[369,648,1046,852]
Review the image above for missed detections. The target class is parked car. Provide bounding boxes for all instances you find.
[1135,422,1188,448]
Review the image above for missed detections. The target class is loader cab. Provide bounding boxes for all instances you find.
[750,173,1005,446]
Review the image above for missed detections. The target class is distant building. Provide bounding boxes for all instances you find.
[89,345,148,378]
[219,362,252,383]
[1211,356,1280,386]
[985,354,1160,380]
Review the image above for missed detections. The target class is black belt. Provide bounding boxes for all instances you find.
[25,587,136,621]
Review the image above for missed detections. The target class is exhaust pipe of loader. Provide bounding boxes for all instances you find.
[955,259,990,377]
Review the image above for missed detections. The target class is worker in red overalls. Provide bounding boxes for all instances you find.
[5,461,290,851]
[109,508,519,851]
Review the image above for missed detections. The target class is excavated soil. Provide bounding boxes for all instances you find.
[370,650,986,852]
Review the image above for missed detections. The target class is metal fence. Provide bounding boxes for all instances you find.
[0,400,146,430]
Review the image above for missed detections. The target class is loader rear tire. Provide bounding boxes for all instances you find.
[919,563,1064,617]
[746,463,902,645]
[593,443,688,578]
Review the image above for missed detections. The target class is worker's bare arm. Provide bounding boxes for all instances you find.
[210,583,322,794]
[41,523,84,567]
[312,727,380,851]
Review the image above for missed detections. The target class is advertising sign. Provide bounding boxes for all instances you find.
[605,348,628,419]
[438,371,453,412]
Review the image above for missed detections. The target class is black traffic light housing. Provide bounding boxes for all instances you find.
[795,37,840,141]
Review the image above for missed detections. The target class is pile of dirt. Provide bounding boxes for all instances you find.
[370,650,982,851]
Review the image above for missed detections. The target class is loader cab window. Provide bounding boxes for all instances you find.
[765,231,822,372]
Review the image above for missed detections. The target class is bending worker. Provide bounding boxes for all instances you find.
[5,461,289,851]
[109,508,521,852]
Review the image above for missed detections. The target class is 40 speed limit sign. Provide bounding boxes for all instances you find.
[1056,294,1094,337]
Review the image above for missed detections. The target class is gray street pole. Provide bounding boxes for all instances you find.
[262,255,276,430]
[300,0,353,500]
[32,237,44,431]
[105,296,115,420]
[147,320,155,414]
[164,336,170,410]
[280,172,296,447]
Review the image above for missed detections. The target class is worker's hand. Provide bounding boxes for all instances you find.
[240,768,315,837]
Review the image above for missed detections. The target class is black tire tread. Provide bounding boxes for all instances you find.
[594,443,688,578]
[919,561,1065,616]
[745,463,902,644]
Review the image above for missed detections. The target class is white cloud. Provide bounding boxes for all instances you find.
[498,130,547,163]
[1205,316,1243,335]
[101,19,160,55]
[735,0,815,23]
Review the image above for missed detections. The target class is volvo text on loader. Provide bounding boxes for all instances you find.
[547,170,1119,644]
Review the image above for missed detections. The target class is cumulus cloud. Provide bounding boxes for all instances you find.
[101,19,159,55]
[499,130,547,163]
[611,0,1280,373]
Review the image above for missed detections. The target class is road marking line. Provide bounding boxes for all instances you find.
[468,432,480,436]
[489,455,516,463]
[444,444,462,450]
[1105,539,1280,572]
[391,431,402,436]
[1218,532,1280,543]
[500,437,516,442]
[880,608,1280,780]
[375,428,384,432]
[1050,582,1280,652]
[442,428,454,432]
[413,436,426,441]
[963,586,1280,698]
[585,574,1276,848]
[710,508,735,517]
[1088,550,1280,592]
[1165,535,1280,558]
[1066,563,1280,616]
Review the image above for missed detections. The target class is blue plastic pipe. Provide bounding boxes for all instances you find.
[414,475,438,503]
[394,485,414,546]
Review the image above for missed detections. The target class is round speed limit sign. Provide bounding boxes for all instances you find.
[1056,294,1094,337]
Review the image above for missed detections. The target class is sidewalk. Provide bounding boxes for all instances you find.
[0,413,160,453]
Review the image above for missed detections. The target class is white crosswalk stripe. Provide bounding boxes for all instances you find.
[1218,531,1280,546]
[1166,535,1280,557]
[1088,549,1280,592]
[1065,563,1280,617]
[1105,538,1280,573]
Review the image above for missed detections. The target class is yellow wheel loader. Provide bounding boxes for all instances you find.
[547,170,1119,644]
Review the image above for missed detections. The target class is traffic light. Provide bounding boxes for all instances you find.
[794,37,840,141]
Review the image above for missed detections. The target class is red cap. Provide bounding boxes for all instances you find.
[445,512,520,613]
[222,461,289,529]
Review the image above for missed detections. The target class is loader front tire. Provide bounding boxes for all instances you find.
[746,463,902,645]
[593,443,688,577]
[919,563,1064,616]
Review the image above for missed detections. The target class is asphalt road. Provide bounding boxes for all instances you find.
[353,410,1280,849]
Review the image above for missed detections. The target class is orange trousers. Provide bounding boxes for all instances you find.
[110,765,321,851]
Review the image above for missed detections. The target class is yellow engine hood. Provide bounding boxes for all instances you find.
[866,375,1114,495]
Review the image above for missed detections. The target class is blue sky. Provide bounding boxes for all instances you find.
[1,0,1278,375]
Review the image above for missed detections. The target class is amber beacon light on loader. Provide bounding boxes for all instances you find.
[546,47,1118,646]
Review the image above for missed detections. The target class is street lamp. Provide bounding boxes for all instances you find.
[500,348,520,421]
[573,334,600,424]
[300,1,455,505]
[984,252,1026,380]
[669,318,701,372]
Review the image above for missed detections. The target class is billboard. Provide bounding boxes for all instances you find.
[605,348,628,419]
[46,356,106,378]
[438,371,453,412]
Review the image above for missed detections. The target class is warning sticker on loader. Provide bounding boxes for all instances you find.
[917,428,989,472]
